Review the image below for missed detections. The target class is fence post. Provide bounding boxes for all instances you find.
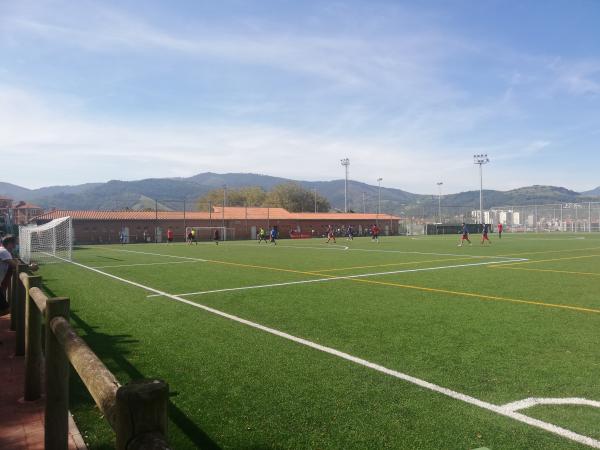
[14,263,27,356]
[24,275,43,401]
[45,297,70,450]
[115,379,170,450]
[10,269,17,331]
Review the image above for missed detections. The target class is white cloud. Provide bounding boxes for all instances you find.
[0,84,568,193]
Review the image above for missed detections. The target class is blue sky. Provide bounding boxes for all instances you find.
[1,0,599,194]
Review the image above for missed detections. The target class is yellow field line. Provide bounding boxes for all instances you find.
[344,278,600,315]
[200,256,600,315]
[314,257,471,273]
[493,253,600,267]
[490,266,600,277]
[499,245,600,257]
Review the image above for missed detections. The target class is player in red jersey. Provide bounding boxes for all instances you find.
[497,223,503,239]
[371,224,380,243]
[326,225,336,243]
[167,228,174,244]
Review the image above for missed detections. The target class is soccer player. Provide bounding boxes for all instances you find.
[326,225,336,243]
[119,229,126,245]
[458,223,471,246]
[481,223,491,245]
[346,225,354,241]
[213,228,220,245]
[167,228,174,244]
[269,226,278,245]
[371,224,380,243]
[191,228,197,245]
[187,229,193,245]
[497,222,503,239]
[258,227,267,243]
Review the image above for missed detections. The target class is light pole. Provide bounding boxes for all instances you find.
[341,158,350,213]
[377,177,383,225]
[313,188,317,213]
[436,181,443,224]
[222,184,227,228]
[473,154,490,225]
[362,192,366,214]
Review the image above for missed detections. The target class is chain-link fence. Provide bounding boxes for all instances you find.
[488,202,600,232]
[407,202,600,235]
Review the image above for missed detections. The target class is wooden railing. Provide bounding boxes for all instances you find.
[10,267,171,450]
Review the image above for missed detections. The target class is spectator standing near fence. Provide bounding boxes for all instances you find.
[0,235,17,316]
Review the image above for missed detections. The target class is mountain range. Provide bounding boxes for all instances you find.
[1,173,599,216]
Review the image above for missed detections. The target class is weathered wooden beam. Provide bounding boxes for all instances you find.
[29,287,47,314]
[51,315,121,428]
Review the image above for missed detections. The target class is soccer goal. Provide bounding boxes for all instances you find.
[19,217,73,264]
[185,226,236,242]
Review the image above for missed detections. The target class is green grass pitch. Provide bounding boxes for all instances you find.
[37,233,600,449]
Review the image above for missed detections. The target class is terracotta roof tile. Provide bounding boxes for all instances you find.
[35,207,400,222]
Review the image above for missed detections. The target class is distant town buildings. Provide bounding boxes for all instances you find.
[0,196,44,234]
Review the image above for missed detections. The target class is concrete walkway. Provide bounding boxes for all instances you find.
[0,314,86,450]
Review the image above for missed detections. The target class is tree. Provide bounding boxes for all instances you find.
[196,186,267,210]
[263,182,330,212]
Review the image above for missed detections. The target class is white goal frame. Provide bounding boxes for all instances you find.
[19,217,73,264]
[185,226,236,241]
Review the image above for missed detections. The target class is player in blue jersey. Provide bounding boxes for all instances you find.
[269,226,278,245]
[458,223,471,247]
[481,223,491,245]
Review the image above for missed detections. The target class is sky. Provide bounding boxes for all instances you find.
[1,0,599,194]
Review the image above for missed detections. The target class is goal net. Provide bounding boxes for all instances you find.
[19,217,73,264]
[185,226,236,241]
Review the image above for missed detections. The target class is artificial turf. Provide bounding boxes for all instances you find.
[37,233,600,449]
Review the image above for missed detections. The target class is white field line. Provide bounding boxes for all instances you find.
[91,260,204,269]
[104,244,525,262]
[502,397,600,412]
[145,259,520,298]
[54,254,600,448]
[102,248,208,262]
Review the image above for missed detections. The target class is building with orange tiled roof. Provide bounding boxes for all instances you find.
[13,201,44,225]
[33,207,401,244]
[0,197,45,233]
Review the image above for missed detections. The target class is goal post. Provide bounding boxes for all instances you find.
[19,217,73,264]
[185,226,235,241]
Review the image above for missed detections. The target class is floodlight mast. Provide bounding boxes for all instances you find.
[473,154,490,225]
[436,181,443,223]
[341,158,350,213]
[377,177,383,225]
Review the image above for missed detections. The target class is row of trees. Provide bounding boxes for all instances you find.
[196,182,331,213]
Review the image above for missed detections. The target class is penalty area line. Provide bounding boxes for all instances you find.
[55,255,600,449]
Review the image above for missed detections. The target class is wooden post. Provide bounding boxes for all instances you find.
[9,269,17,330]
[115,379,170,450]
[24,274,43,401]
[14,263,27,356]
[45,297,70,450]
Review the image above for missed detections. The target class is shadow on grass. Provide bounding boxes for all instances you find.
[43,285,220,449]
